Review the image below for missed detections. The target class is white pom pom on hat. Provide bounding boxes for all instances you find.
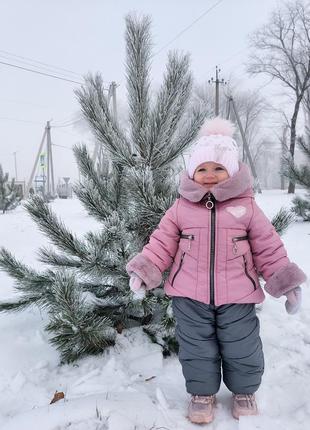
[187,117,239,179]
[198,116,236,138]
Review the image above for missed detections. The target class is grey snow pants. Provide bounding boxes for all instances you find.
[172,297,264,396]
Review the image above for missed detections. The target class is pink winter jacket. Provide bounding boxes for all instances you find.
[126,163,307,305]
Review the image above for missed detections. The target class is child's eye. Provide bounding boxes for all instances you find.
[215,167,224,171]
[197,168,206,172]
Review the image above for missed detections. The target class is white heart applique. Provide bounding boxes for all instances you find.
[226,206,246,218]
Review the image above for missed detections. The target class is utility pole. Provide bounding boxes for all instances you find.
[25,127,47,198]
[227,96,262,193]
[46,121,55,197]
[209,66,226,116]
[110,81,118,123]
[25,121,56,198]
[13,151,18,181]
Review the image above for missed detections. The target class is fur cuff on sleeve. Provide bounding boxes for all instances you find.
[126,253,162,290]
[265,262,307,298]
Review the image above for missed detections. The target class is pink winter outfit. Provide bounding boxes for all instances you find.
[126,163,306,306]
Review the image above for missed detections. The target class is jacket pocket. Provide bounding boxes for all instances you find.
[243,254,257,290]
[227,231,250,260]
[171,251,186,286]
[179,229,199,259]
[180,233,195,251]
[232,235,248,255]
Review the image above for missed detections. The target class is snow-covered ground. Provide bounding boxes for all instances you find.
[0,191,309,430]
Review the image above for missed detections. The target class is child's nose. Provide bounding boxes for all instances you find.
[205,172,216,178]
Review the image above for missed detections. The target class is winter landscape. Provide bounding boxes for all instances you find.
[0,192,309,430]
[1,0,310,429]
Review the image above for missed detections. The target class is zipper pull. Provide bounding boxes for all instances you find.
[205,193,214,210]
[187,235,194,251]
[232,238,238,254]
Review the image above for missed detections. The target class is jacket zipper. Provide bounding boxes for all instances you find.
[171,251,186,286]
[206,193,216,305]
[242,255,257,290]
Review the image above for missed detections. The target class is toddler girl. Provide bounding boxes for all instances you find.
[126,117,306,423]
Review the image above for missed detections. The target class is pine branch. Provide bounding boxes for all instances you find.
[297,135,310,158]
[291,195,310,221]
[45,271,116,363]
[73,182,112,222]
[72,182,113,223]
[38,247,82,268]
[147,52,193,167]
[126,14,151,159]
[73,144,119,214]
[160,106,207,168]
[0,297,40,313]
[24,195,88,259]
[0,247,58,310]
[75,74,133,167]
[284,160,310,188]
[0,164,21,213]
[126,167,176,239]
[271,207,295,235]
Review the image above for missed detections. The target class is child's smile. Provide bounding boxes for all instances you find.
[193,161,229,190]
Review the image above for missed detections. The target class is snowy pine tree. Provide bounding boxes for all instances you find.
[0,15,205,362]
[285,132,310,221]
[0,164,21,213]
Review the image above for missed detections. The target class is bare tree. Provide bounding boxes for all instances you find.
[248,0,310,193]
[192,82,221,118]
[230,89,270,163]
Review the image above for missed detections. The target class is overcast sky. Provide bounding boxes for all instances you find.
[0,0,282,184]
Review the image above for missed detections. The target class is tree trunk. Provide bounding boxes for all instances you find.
[288,98,302,194]
[280,126,287,191]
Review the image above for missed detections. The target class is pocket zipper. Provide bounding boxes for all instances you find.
[171,251,186,286]
[243,255,257,290]
[180,233,195,251]
[232,235,248,255]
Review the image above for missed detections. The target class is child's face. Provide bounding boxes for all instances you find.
[193,161,229,190]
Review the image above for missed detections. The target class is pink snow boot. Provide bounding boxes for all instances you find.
[232,394,258,419]
[188,394,216,424]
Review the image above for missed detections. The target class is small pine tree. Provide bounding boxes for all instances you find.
[284,132,310,221]
[0,164,21,213]
[0,15,205,363]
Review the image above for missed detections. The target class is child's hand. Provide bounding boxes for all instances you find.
[129,274,146,300]
[284,286,302,314]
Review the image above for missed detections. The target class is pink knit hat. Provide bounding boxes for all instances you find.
[187,117,239,178]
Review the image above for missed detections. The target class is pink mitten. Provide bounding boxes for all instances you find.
[284,286,302,314]
[129,275,146,299]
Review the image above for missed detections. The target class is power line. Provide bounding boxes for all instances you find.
[205,47,248,76]
[0,56,80,85]
[0,60,83,85]
[52,120,82,128]
[153,0,225,56]
[52,114,79,126]
[0,49,113,85]
[52,143,74,151]
[0,49,82,78]
[0,116,43,125]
